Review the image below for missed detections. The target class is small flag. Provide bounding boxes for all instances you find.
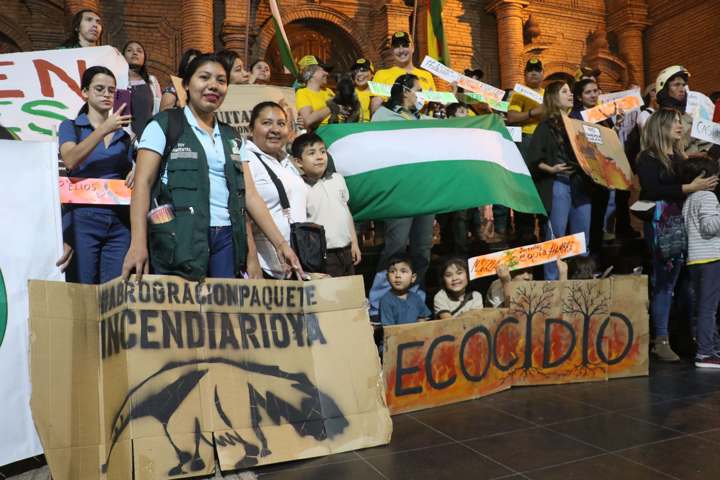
[269,0,298,77]
[427,0,451,67]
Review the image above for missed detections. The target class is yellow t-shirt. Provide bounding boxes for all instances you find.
[356,87,371,122]
[373,66,437,93]
[508,86,544,135]
[296,87,334,125]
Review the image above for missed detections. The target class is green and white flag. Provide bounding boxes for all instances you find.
[269,0,298,77]
[316,116,545,221]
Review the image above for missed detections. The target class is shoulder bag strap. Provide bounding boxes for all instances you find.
[254,151,290,211]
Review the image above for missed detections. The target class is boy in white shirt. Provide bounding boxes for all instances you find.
[291,133,361,276]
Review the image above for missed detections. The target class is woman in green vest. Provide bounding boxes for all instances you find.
[122,53,302,281]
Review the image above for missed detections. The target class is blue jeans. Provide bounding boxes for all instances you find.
[643,222,684,338]
[208,226,236,278]
[66,208,130,284]
[689,261,720,356]
[543,179,591,280]
[375,215,434,283]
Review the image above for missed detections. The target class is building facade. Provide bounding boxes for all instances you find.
[0,0,717,94]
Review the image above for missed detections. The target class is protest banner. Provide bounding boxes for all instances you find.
[686,91,720,145]
[468,233,586,281]
[598,88,643,107]
[512,84,543,104]
[0,47,128,141]
[0,140,63,466]
[29,274,392,479]
[368,81,392,97]
[59,177,131,205]
[562,115,633,190]
[420,56,505,102]
[384,275,649,414]
[216,84,299,139]
[417,91,458,105]
[461,93,509,112]
[580,94,643,123]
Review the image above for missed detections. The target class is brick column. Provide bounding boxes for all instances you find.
[485,0,528,89]
[607,0,649,88]
[221,0,250,59]
[183,0,214,53]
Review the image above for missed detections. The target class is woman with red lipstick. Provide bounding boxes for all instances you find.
[58,66,133,284]
[122,54,302,281]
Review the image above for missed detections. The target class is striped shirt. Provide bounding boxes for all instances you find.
[682,191,720,265]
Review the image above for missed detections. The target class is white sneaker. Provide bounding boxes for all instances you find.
[695,355,720,369]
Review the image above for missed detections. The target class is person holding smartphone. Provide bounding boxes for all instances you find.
[58,66,133,284]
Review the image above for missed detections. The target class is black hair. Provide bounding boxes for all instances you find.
[249,59,269,71]
[572,78,597,109]
[248,101,287,129]
[61,9,101,48]
[78,66,116,115]
[386,73,419,110]
[178,49,202,78]
[445,102,469,118]
[182,53,229,86]
[680,156,719,185]
[387,253,414,272]
[567,257,597,280]
[291,132,325,159]
[122,41,150,83]
[440,257,468,280]
[216,49,241,76]
[709,91,720,105]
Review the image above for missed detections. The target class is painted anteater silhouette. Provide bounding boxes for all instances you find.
[101,357,349,476]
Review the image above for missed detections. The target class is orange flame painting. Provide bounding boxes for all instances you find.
[383,276,649,415]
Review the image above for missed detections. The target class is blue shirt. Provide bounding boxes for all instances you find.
[139,107,231,227]
[58,113,133,179]
[379,291,432,326]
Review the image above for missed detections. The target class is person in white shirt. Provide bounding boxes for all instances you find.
[244,101,308,278]
[291,132,361,276]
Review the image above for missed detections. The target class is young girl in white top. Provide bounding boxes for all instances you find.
[434,258,484,319]
[244,101,307,278]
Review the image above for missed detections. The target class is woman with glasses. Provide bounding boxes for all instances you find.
[58,66,133,284]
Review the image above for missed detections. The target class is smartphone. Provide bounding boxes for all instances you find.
[113,89,132,116]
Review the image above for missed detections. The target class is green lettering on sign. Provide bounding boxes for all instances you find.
[0,269,7,348]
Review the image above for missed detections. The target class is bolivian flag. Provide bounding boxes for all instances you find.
[427,0,451,67]
[269,0,298,77]
[316,116,545,221]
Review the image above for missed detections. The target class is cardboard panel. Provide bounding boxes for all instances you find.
[384,277,649,414]
[30,275,391,479]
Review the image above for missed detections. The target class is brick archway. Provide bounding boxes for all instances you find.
[256,6,370,64]
[0,14,32,52]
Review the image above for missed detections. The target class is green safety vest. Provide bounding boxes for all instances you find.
[149,109,247,280]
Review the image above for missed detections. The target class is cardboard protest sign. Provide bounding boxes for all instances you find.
[216,84,299,139]
[0,140,63,466]
[580,94,642,123]
[562,115,633,190]
[59,177,131,205]
[513,84,543,104]
[468,233,587,281]
[384,276,649,414]
[170,75,187,108]
[0,47,128,140]
[29,275,392,479]
[420,56,505,102]
[687,91,720,145]
[599,88,643,107]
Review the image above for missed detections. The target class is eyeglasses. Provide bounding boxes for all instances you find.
[91,85,116,95]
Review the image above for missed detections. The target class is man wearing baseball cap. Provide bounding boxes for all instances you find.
[296,55,335,129]
[504,57,545,244]
[351,58,374,122]
[370,32,436,113]
[655,65,712,155]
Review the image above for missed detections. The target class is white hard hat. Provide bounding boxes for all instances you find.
[656,65,690,92]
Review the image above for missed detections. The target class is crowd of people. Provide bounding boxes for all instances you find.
[37,9,720,369]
